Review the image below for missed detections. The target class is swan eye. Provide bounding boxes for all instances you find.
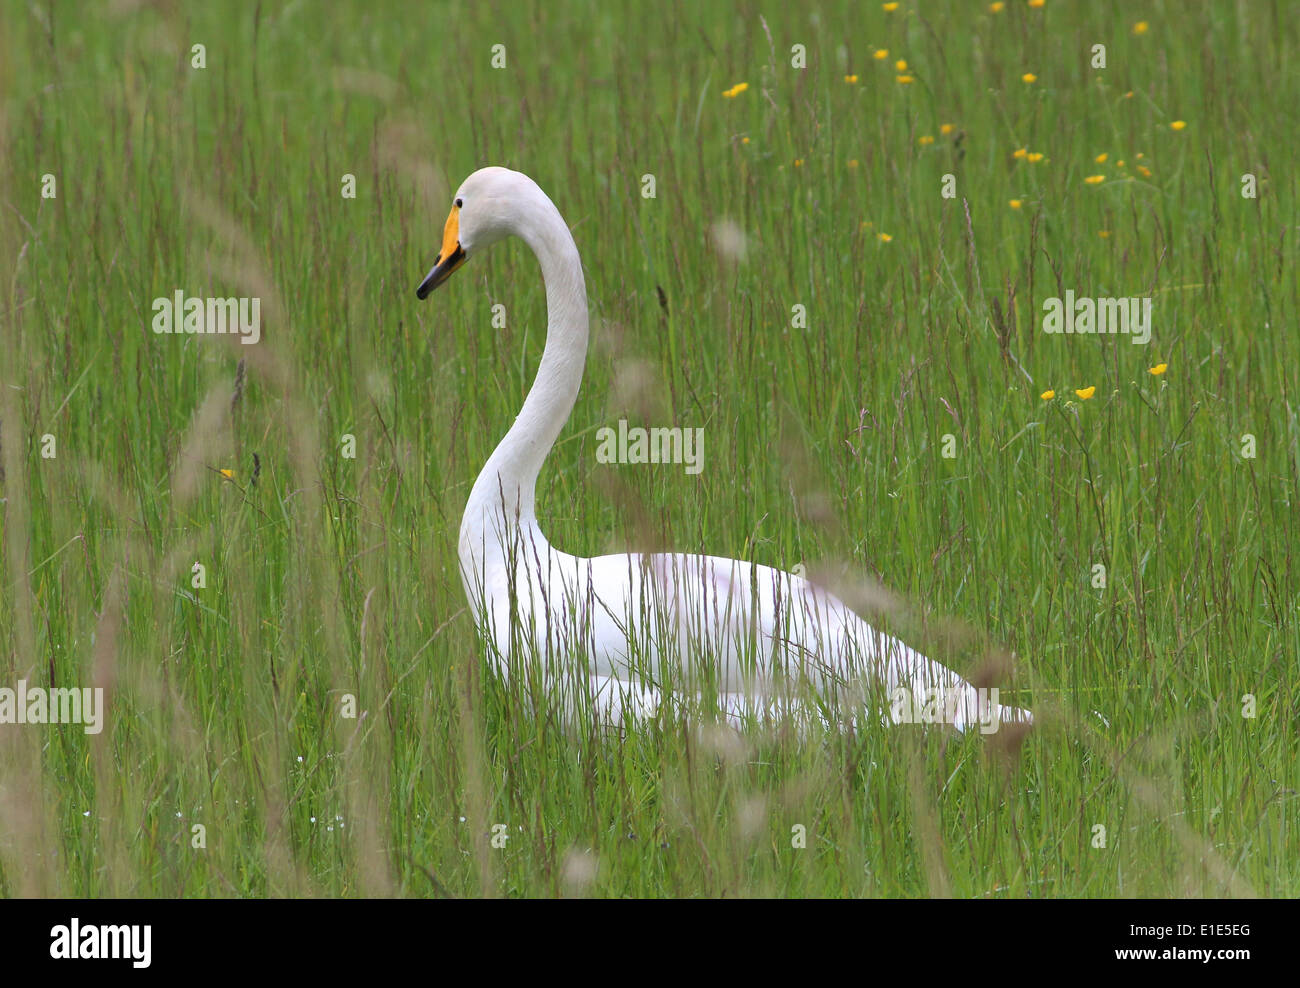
[455,198,463,208]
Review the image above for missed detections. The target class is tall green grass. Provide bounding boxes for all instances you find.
[0,0,1295,897]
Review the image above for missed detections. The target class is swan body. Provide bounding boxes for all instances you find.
[417,167,1029,734]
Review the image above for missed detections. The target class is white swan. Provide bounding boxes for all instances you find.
[417,166,1030,735]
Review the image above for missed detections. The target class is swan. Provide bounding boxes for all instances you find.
[416,166,1031,735]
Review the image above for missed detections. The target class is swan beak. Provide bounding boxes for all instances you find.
[416,204,467,298]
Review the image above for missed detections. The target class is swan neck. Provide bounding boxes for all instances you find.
[462,204,587,564]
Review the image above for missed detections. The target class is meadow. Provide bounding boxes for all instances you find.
[0,0,1296,897]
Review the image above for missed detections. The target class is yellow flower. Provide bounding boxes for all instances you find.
[1040,389,1055,400]
[1075,386,1096,400]
[918,135,935,145]
[1149,363,1167,376]
[1095,153,1108,163]
[990,1,1006,11]
[741,136,750,144]
[1098,230,1110,238]
[1170,120,1187,130]
[1027,152,1044,163]
[1009,199,1023,209]
[847,158,859,168]
[1085,174,1105,184]
[1013,147,1028,159]
[219,468,235,479]
[1137,165,1152,177]
[845,74,859,83]
[1123,90,1134,99]
[896,74,915,84]
[1022,72,1037,83]
[883,2,900,10]
[877,232,893,242]
[1116,159,1125,168]
[874,49,889,60]
[793,158,803,167]
[1133,21,1149,35]
[723,82,749,98]
[895,59,908,71]
[1028,0,1045,7]
[940,123,955,135]
[1136,152,1145,158]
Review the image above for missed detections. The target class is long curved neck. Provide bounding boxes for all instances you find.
[462,203,588,568]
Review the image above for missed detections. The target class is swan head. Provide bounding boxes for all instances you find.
[415,166,546,299]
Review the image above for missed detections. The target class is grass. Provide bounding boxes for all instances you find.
[0,0,1296,897]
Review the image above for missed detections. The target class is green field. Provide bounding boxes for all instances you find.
[0,0,1296,897]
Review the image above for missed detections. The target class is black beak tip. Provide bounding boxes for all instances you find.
[415,246,464,300]
[415,262,438,300]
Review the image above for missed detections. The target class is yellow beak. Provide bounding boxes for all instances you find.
[416,204,467,298]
